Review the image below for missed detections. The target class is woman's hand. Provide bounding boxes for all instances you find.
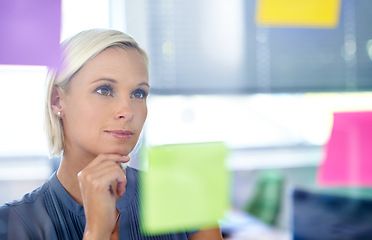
[77,154,129,240]
[189,228,223,240]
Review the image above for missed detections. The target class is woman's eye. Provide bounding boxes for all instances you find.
[94,84,113,96]
[131,89,148,99]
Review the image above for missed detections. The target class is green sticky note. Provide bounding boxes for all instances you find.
[140,142,230,234]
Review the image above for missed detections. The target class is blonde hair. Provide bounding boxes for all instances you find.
[44,29,148,157]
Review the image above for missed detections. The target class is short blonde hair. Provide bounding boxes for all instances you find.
[44,29,148,157]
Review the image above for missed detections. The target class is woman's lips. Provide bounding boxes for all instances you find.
[105,130,134,140]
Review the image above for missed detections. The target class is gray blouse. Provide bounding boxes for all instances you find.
[0,167,197,239]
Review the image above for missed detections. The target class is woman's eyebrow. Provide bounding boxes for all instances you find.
[91,78,117,84]
[138,82,150,88]
[91,78,149,88]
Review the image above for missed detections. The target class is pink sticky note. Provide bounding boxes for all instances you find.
[317,111,372,186]
[0,0,61,67]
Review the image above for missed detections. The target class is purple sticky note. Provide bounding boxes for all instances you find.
[0,0,61,67]
[317,111,372,186]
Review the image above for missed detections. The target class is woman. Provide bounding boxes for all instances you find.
[0,29,222,239]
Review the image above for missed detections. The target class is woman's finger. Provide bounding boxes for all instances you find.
[83,154,130,170]
[78,161,127,198]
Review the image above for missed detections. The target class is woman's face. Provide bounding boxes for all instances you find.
[60,47,149,158]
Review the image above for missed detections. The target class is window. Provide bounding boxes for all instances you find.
[0,0,110,157]
[144,0,372,93]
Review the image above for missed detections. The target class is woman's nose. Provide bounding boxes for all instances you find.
[114,97,134,120]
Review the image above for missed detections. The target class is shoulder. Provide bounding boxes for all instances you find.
[0,177,52,234]
[127,166,139,177]
[0,178,53,239]
[1,177,51,210]
[0,177,51,213]
[126,166,140,190]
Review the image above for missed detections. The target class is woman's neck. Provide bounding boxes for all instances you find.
[56,150,95,206]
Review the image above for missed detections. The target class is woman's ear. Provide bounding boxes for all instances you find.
[51,85,65,117]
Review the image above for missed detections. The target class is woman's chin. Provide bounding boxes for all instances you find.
[102,147,134,157]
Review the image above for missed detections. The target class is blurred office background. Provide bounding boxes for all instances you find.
[1,0,372,239]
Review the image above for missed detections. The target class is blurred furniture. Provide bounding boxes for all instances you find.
[292,188,372,240]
